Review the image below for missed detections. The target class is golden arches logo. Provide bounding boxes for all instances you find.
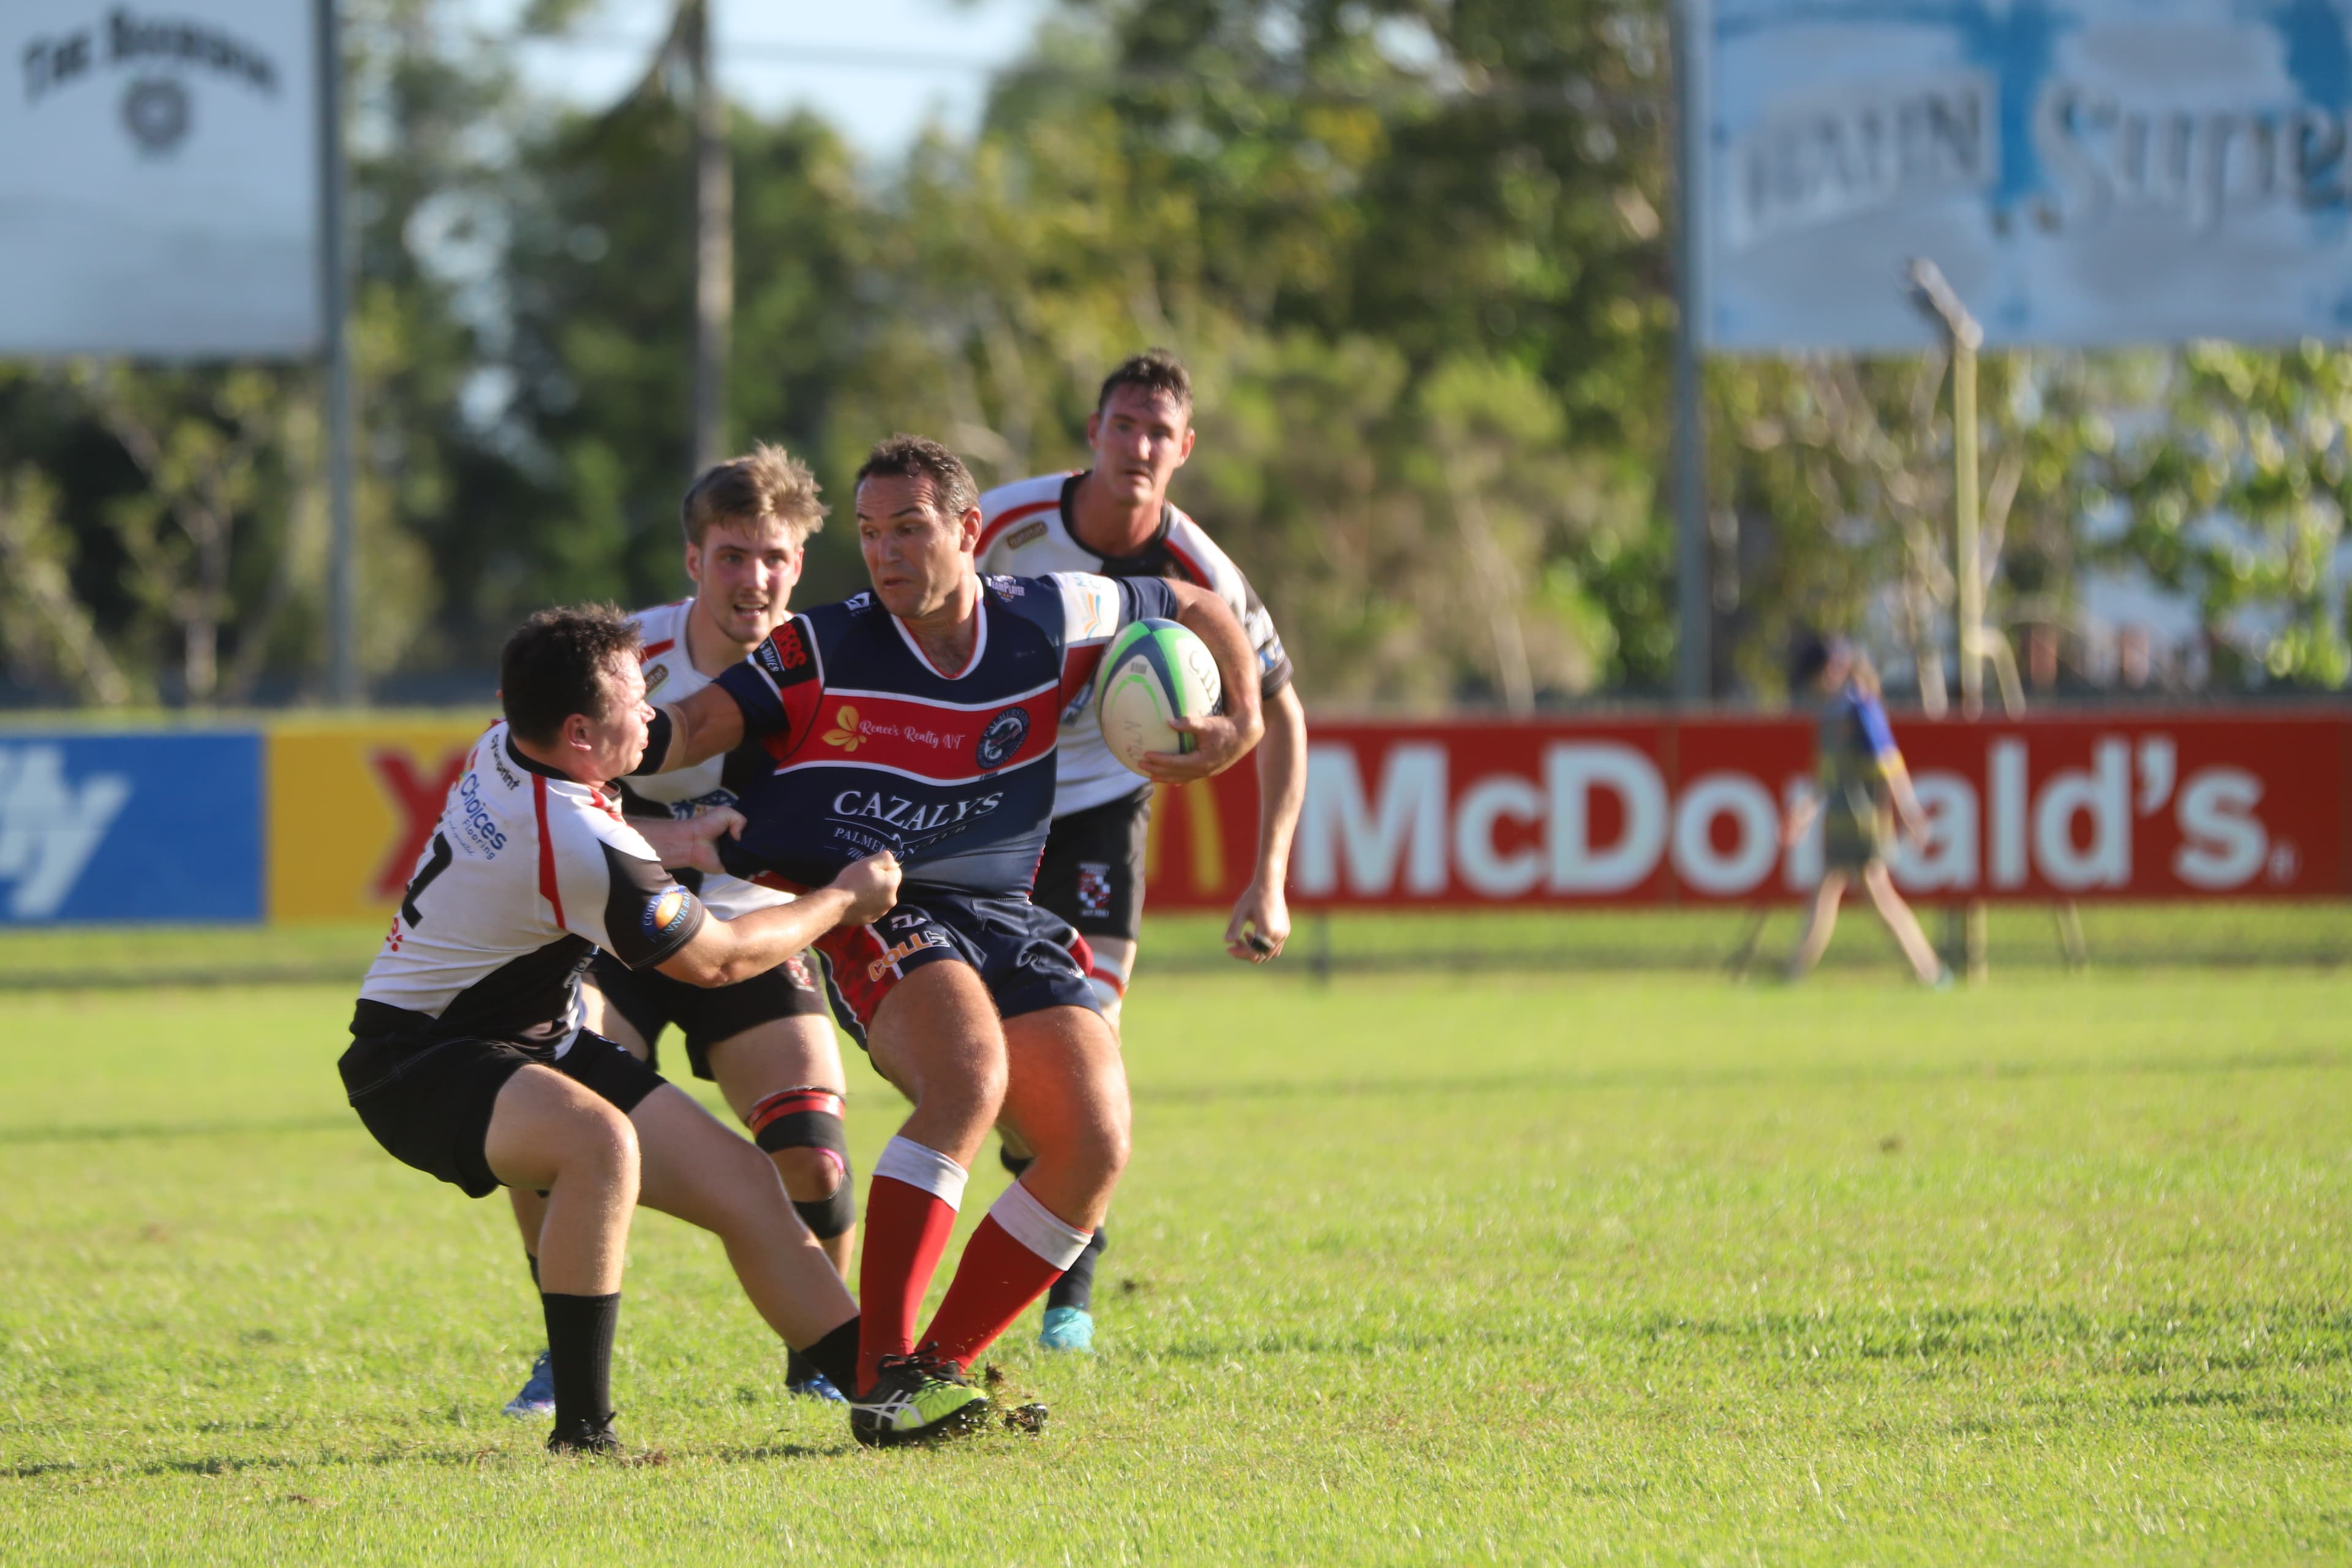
[1142,779,1227,892]
[823,705,864,751]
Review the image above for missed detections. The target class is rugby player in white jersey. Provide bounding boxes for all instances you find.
[500,446,861,1415]
[341,605,906,1453]
[974,349,1308,1350]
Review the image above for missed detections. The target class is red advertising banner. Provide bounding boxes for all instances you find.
[1144,709,2352,910]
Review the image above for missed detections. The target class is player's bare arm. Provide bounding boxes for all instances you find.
[1885,758,1931,843]
[1137,579,1262,783]
[658,851,902,987]
[1226,682,1306,962]
[646,683,745,774]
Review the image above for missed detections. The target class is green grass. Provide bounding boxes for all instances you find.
[9,899,2352,991]
[1,960,2348,1562]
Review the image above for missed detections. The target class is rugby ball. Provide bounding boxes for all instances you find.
[1094,618,1221,773]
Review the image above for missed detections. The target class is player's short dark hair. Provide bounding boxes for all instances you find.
[1096,349,1191,415]
[855,434,979,522]
[680,442,828,549]
[1790,631,1834,689]
[502,604,641,744]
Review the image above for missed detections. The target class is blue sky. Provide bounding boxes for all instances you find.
[475,0,1054,162]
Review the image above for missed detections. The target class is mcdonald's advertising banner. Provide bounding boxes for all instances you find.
[1144,709,2352,910]
[0,710,2343,926]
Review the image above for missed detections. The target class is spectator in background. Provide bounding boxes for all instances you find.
[1780,636,1948,987]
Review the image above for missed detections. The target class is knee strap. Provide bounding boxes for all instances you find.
[746,1088,857,1239]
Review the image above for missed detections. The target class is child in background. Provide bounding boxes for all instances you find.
[1781,635,1949,986]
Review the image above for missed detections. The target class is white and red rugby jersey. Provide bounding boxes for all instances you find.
[352,723,706,1050]
[703,572,1180,895]
[612,598,793,920]
[976,472,1292,815]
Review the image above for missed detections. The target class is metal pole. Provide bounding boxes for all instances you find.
[1953,334,1983,720]
[317,0,358,706]
[1906,260,1985,719]
[1907,258,1988,982]
[689,0,732,477]
[1670,0,1710,704]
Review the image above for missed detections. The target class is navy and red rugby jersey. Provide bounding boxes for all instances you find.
[709,571,1180,896]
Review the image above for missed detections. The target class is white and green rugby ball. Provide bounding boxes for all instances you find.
[1094,617,1221,773]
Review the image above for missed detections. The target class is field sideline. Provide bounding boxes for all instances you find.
[1,957,2348,1562]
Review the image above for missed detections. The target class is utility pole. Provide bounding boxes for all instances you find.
[688,0,731,477]
[317,0,358,706]
[1670,0,1710,704]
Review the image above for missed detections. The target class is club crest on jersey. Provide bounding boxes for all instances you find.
[823,705,865,751]
[975,706,1031,771]
[1076,861,1112,918]
[643,887,692,937]
[641,662,669,696]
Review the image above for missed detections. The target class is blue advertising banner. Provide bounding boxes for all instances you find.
[1698,0,2352,350]
[0,732,263,924]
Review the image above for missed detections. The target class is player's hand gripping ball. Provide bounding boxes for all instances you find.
[1094,617,1221,774]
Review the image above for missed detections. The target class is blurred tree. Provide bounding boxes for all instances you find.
[2099,341,2352,688]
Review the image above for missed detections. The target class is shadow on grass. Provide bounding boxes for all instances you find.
[1133,1047,2351,1109]
[0,1115,353,1147]
[2,1436,860,1483]
[1147,1300,2352,1378]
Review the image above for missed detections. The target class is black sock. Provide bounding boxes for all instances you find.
[1047,1224,1106,1311]
[540,1292,619,1438]
[526,1251,541,1291]
[796,1316,861,1395]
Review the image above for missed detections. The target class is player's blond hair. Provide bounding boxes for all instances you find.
[680,442,828,549]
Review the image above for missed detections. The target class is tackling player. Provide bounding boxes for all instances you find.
[341,605,905,1453]
[641,435,1264,1445]
[975,349,1306,1350]
[501,445,860,1415]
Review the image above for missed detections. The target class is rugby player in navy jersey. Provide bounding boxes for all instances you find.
[640,435,1264,1446]
[500,446,863,1417]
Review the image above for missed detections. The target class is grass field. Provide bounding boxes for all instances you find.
[2,933,2349,1563]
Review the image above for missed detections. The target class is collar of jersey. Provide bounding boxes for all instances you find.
[891,590,988,679]
[504,731,573,782]
[1060,471,1172,570]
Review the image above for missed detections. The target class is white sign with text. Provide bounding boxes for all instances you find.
[0,1,320,357]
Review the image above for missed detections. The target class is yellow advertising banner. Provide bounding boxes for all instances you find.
[267,717,492,924]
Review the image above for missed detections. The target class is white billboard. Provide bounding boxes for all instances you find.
[1698,0,2352,351]
[1,2,322,358]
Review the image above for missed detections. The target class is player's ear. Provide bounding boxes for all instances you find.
[1176,424,1196,464]
[957,507,982,551]
[684,538,703,583]
[1085,410,1102,448]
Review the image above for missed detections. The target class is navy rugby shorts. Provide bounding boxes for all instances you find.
[585,948,827,1080]
[812,889,1098,1049]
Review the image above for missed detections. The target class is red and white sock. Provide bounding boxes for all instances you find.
[856,1136,967,1392]
[919,1179,1093,1370]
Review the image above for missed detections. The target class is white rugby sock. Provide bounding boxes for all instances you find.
[989,1178,1093,1269]
[872,1136,968,1208]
